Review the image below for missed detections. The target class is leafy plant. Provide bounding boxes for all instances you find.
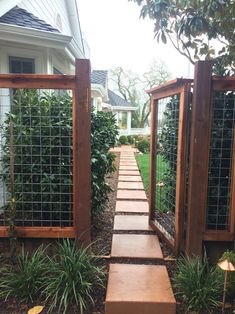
[137,139,150,153]
[0,245,47,302]
[2,89,73,226]
[127,135,134,144]
[173,254,223,313]
[42,239,106,314]
[91,110,118,215]
[119,135,128,145]
[1,90,118,222]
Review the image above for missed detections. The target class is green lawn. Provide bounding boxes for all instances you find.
[136,153,171,212]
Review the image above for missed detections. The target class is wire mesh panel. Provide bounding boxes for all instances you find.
[0,88,73,227]
[206,91,235,230]
[154,95,180,238]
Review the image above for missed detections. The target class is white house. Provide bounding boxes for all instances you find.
[0,0,89,75]
[91,70,137,135]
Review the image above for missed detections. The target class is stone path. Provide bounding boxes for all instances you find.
[105,146,176,314]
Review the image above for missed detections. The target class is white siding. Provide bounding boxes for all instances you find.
[19,0,72,36]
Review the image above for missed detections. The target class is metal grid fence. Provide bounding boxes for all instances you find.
[0,88,73,227]
[206,91,235,230]
[154,95,180,238]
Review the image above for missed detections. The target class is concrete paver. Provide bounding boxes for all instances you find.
[119,170,140,176]
[119,166,139,170]
[105,264,176,314]
[113,215,152,231]
[115,200,149,213]
[117,189,147,200]
[118,181,144,190]
[111,234,163,260]
[118,175,142,182]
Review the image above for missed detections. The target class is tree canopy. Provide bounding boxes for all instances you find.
[129,0,235,73]
[110,59,171,128]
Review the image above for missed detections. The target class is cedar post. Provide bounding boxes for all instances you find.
[186,61,212,256]
[73,59,91,245]
[149,98,158,221]
[174,84,190,255]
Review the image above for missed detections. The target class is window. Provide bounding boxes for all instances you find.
[9,57,35,74]
[118,112,127,129]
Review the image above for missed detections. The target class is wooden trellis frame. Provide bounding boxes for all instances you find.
[186,62,235,256]
[149,61,235,257]
[0,59,91,244]
[148,78,192,255]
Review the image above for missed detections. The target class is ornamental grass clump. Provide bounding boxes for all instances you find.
[0,245,47,302]
[42,239,106,314]
[173,254,223,313]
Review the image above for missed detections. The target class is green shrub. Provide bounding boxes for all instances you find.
[0,245,47,302]
[127,135,134,144]
[119,135,128,144]
[219,250,235,298]
[137,139,150,153]
[91,111,119,215]
[42,239,105,314]
[1,90,118,220]
[173,254,223,313]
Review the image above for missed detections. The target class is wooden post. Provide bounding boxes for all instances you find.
[186,61,212,257]
[149,98,158,221]
[175,84,191,255]
[73,59,91,245]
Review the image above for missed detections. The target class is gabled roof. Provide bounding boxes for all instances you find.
[91,70,108,87]
[0,6,59,33]
[107,89,133,108]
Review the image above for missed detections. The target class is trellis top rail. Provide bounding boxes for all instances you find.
[0,74,76,89]
[146,78,193,100]
[146,76,235,97]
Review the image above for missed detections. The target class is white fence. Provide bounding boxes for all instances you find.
[119,127,150,136]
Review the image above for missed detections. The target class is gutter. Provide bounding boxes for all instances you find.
[0,23,72,49]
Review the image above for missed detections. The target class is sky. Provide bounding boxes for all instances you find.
[77,0,193,78]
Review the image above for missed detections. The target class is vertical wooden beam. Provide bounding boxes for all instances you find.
[149,98,158,222]
[73,59,91,245]
[186,61,212,257]
[175,84,191,255]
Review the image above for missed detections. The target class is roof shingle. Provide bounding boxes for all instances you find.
[91,70,108,87]
[0,6,59,33]
[108,89,133,107]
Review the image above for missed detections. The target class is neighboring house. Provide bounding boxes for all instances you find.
[91,70,137,135]
[0,0,89,75]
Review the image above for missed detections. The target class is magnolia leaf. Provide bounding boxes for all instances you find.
[28,306,44,314]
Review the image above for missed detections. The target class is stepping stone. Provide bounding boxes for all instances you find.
[117,189,147,200]
[119,166,139,170]
[113,215,152,231]
[120,157,136,160]
[119,170,140,176]
[105,264,176,314]
[120,161,137,165]
[118,175,142,182]
[115,200,149,213]
[118,181,144,190]
[111,234,163,260]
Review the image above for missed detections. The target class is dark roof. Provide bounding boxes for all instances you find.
[91,70,108,87]
[107,89,134,107]
[0,6,59,33]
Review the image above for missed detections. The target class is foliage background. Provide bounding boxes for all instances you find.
[1,90,118,226]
